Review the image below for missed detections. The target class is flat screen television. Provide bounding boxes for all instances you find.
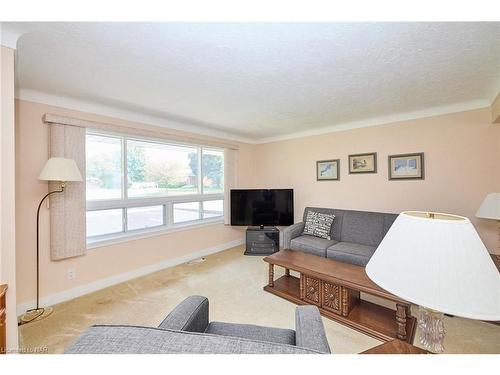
[230,189,294,226]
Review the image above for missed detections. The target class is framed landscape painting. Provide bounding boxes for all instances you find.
[388,153,425,180]
[316,159,340,181]
[348,152,377,174]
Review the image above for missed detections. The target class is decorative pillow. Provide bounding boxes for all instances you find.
[303,211,335,240]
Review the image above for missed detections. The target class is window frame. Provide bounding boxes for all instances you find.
[85,130,225,247]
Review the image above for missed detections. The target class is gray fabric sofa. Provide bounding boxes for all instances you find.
[283,207,398,266]
[65,295,331,354]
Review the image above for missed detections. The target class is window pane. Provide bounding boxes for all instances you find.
[202,149,224,194]
[203,200,223,219]
[173,202,200,223]
[86,134,123,200]
[87,209,123,237]
[127,205,164,231]
[127,140,198,198]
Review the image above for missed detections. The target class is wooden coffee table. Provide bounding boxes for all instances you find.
[263,250,417,343]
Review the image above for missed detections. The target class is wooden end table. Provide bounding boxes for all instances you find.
[491,254,500,272]
[361,340,429,354]
[264,250,417,343]
[488,254,500,326]
[0,284,7,355]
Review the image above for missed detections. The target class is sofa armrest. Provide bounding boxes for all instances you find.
[158,295,209,333]
[295,305,331,353]
[282,222,305,249]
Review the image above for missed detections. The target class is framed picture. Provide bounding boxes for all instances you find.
[316,159,340,181]
[348,153,377,174]
[388,153,425,180]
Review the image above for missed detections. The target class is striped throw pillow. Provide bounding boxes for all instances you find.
[303,211,335,240]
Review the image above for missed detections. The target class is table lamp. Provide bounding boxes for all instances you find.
[366,211,500,353]
[19,157,83,324]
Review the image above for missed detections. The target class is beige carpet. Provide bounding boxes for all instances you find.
[19,246,500,354]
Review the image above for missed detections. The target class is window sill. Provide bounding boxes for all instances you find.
[86,218,225,250]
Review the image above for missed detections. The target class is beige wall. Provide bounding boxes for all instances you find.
[1,46,18,350]
[15,99,255,305]
[252,108,500,254]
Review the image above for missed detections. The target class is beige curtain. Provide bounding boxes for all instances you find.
[48,124,86,260]
[224,149,238,225]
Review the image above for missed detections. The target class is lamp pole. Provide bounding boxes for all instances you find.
[20,182,65,324]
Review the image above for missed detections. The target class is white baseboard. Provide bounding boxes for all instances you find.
[17,238,244,316]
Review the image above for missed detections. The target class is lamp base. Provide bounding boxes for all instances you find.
[418,306,445,353]
[19,307,54,325]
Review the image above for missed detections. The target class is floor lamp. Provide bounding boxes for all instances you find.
[19,157,83,324]
[366,211,500,353]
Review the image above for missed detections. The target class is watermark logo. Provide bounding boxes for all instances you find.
[2,346,49,354]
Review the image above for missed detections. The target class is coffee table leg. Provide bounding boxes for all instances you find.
[285,268,290,276]
[268,264,274,287]
[396,303,408,341]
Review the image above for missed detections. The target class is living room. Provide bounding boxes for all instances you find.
[1,1,500,373]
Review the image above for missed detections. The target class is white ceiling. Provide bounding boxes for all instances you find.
[3,22,500,142]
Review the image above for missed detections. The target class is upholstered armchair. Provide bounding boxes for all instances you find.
[66,295,331,354]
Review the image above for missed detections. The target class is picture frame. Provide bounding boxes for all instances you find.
[388,152,425,180]
[316,159,340,181]
[348,152,377,174]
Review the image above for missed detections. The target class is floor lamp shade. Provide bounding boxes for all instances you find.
[366,211,500,321]
[476,193,500,220]
[39,157,83,182]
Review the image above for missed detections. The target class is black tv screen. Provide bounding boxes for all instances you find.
[230,189,294,226]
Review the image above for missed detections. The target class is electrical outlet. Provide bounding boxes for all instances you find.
[67,268,76,280]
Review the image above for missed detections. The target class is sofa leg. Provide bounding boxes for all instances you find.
[285,268,290,276]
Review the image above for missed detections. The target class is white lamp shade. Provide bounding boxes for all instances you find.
[366,211,500,321]
[476,193,500,220]
[38,157,83,182]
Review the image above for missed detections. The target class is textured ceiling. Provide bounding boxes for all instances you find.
[5,22,500,142]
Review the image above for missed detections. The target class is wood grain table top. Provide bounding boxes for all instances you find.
[361,340,429,354]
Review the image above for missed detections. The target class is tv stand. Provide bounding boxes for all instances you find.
[245,226,279,256]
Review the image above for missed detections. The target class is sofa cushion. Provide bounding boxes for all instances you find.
[206,322,296,346]
[326,242,377,267]
[303,210,336,239]
[340,211,385,246]
[290,235,337,257]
